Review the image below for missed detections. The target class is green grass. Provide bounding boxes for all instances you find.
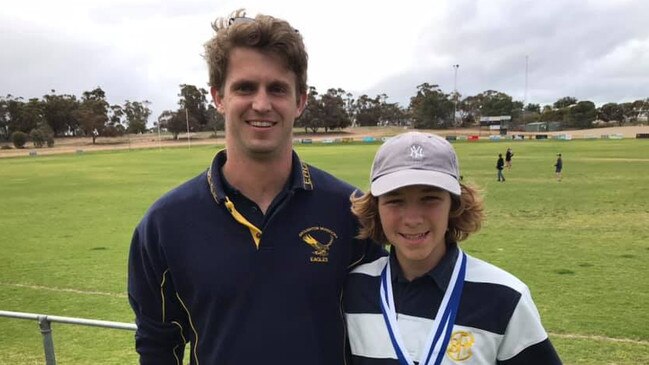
[1,138,648,364]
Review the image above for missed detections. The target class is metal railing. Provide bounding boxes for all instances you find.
[0,310,136,365]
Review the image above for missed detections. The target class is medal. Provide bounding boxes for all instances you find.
[380,250,467,365]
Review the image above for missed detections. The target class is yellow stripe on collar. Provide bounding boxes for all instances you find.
[224,197,262,249]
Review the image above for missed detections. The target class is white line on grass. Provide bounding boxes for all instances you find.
[0,282,126,298]
[549,332,649,346]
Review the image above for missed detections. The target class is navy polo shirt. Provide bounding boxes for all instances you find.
[128,149,385,365]
[219,159,292,230]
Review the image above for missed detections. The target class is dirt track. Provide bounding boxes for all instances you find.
[1,125,647,159]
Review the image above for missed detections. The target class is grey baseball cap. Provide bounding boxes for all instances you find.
[370,132,461,196]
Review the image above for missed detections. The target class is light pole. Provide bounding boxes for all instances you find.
[453,64,459,127]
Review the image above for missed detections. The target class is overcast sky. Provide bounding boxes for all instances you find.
[2,0,648,121]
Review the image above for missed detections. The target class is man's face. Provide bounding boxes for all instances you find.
[211,47,306,160]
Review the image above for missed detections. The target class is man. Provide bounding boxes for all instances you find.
[128,9,381,364]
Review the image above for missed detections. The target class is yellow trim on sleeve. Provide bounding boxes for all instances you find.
[224,196,263,249]
[160,270,169,323]
[171,321,187,365]
[176,292,200,365]
[162,270,191,365]
[171,344,181,365]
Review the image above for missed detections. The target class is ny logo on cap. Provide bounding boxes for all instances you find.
[409,145,424,160]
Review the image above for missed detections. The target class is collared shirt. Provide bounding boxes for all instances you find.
[344,243,562,365]
[390,244,458,321]
[128,149,386,365]
[219,159,293,230]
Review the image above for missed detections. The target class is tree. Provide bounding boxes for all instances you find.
[540,105,563,123]
[159,109,196,140]
[124,100,151,134]
[0,96,10,140]
[8,98,44,134]
[476,90,515,117]
[525,103,541,113]
[206,105,225,135]
[511,103,542,127]
[520,111,541,125]
[598,103,625,126]
[75,87,109,144]
[42,91,79,136]
[30,128,46,148]
[355,94,382,127]
[344,92,356,126]
[620,102,638,124]
[553,96,577,109]
[509,100,525,126]
[11,131,27,148]
[178,84,209,129]
[30,122,55,148]
[104,104,126,137]
[569,101,596,129]
[628,99,649,124]
[297,86,324,133]
[372,93,402,127]
[458,95,481,127]
[380,102,408,126]
[319,88,351,132]
[408,83,453,129]
[157,110,174,134]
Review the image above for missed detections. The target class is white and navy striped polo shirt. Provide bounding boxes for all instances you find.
[344,244,562,364]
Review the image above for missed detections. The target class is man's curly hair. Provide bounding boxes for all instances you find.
[204,9,308,98]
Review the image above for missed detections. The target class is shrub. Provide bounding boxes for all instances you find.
[103,125,125,137]
[11,131,28,148]
[30,124,55,148]
[30,129,45,148]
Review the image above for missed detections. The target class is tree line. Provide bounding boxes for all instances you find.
[0,87,151,148]
[2,83,648,148]
[157,84,648,136]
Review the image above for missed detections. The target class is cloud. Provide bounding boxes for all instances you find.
[359,0,649,107]
[2,0,648,125]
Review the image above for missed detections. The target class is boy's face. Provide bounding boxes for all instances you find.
[378,185,452,277]
[211,47,306,160]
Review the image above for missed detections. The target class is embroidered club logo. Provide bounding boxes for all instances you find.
[299,227,338,263]
[409,144,424,160]
[446,330,475,361]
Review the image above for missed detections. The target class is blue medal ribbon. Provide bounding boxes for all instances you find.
[379,250,467,365]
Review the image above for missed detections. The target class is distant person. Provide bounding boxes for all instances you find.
[497,153,505,182]
[127,9,383,364]
[555,153,563,181]
[344,132,562,364]
[505,147,514,170]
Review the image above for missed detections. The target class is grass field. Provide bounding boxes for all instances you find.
[1,138,648,364]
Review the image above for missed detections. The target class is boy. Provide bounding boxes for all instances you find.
[555,153,563,181]
[497,153,505,182]
[505,148,514,170]
[344,132,561,364]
